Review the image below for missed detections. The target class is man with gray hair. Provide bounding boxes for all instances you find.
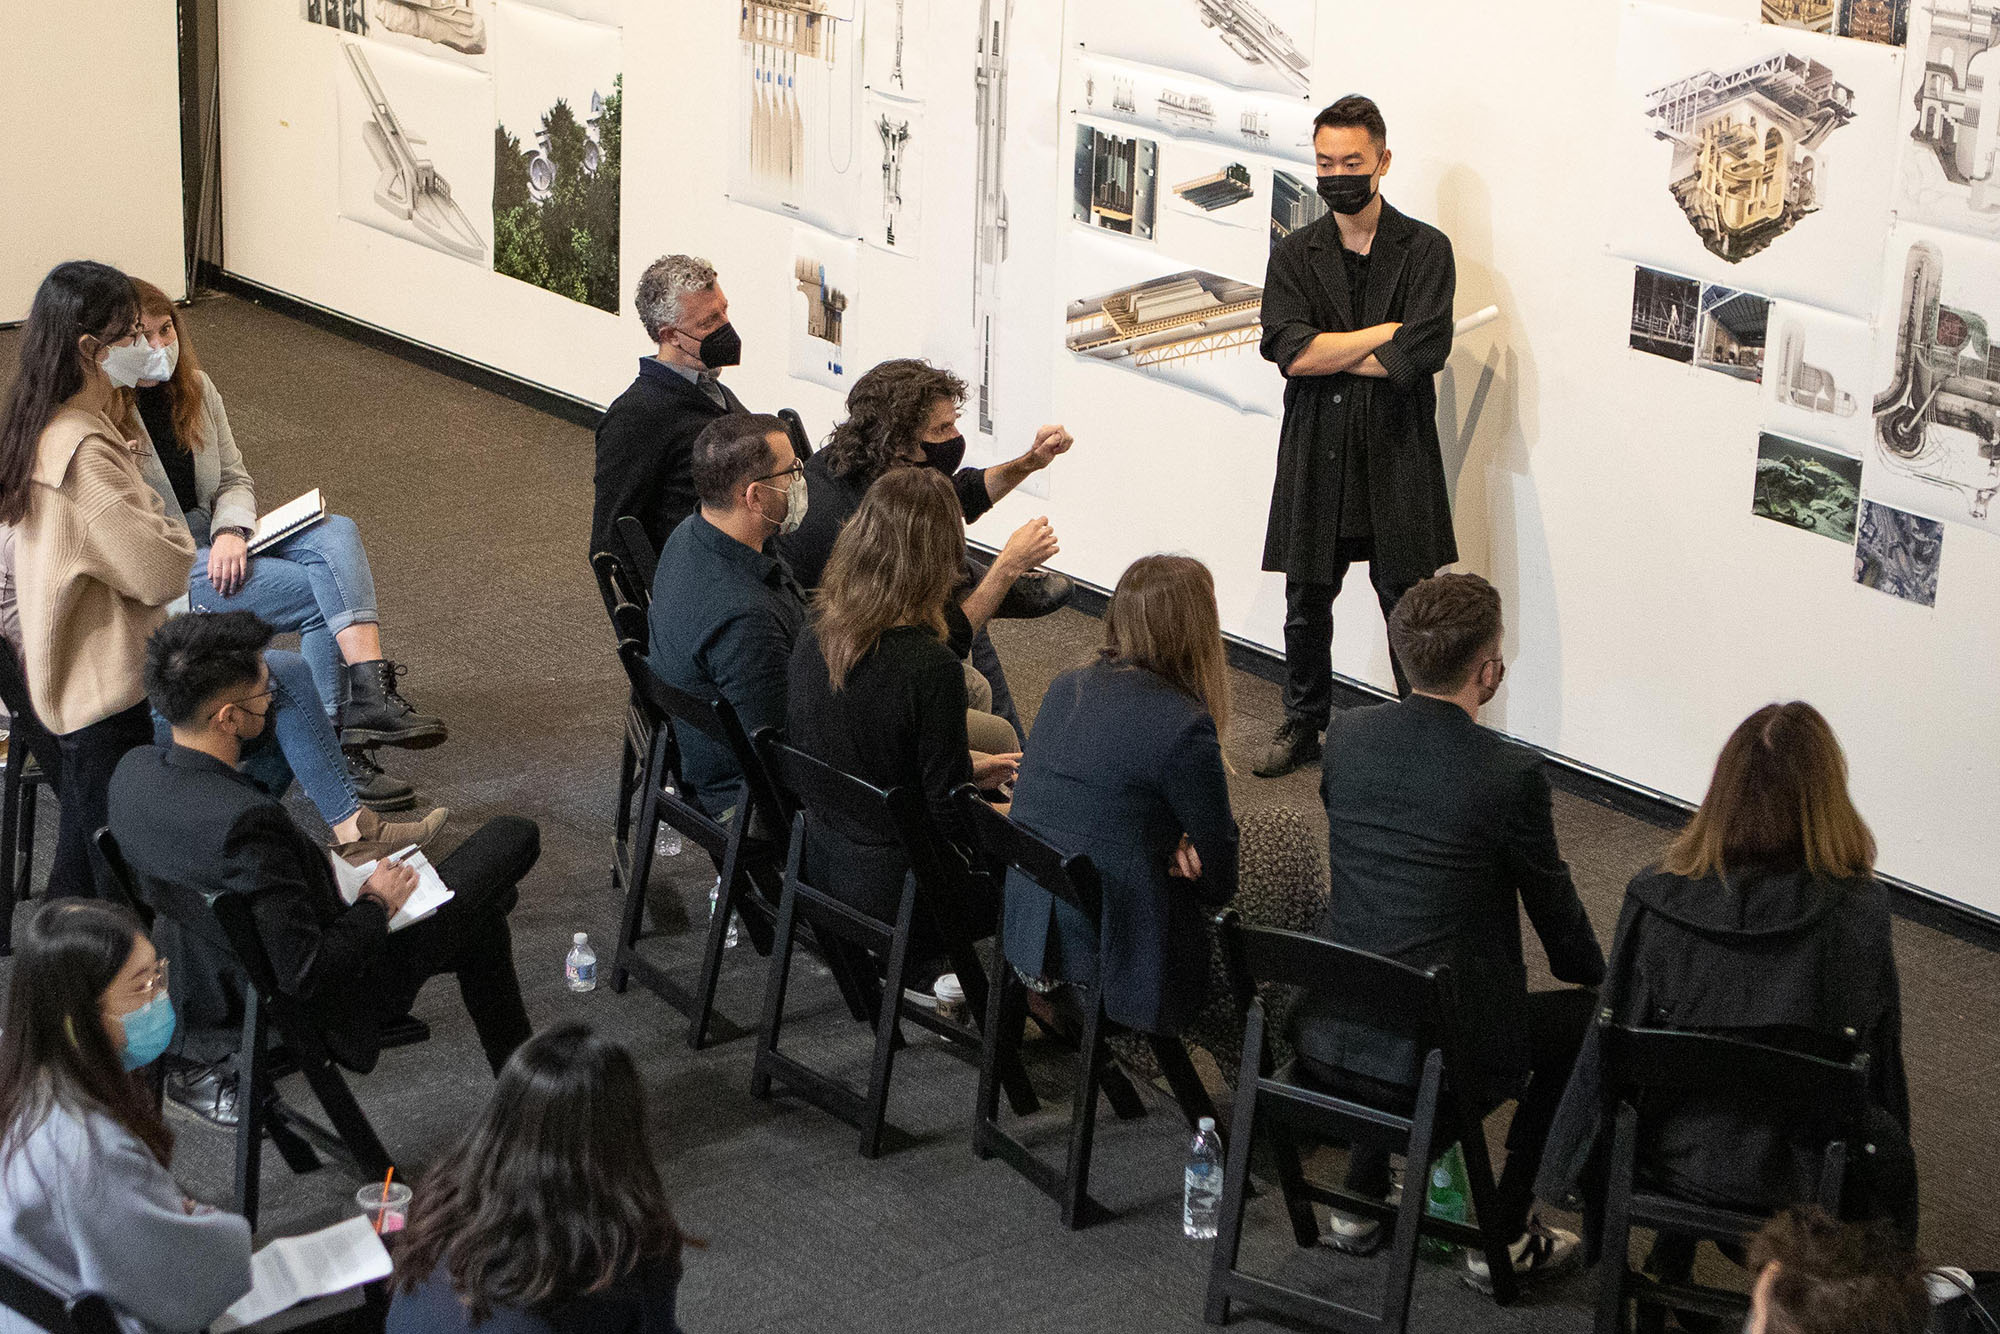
[591,254,751,564]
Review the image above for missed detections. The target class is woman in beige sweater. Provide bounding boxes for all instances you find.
[0,261,194,900]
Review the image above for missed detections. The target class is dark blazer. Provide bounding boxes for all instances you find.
[388,1257,683,1334]
[108,743,393,1073]
[785,623,972,927]
[1258,202,1458,586]
[1538,865,1916,1237]
[1291,696,1605,1101]
[1001,660,1238,1035]
[591,357,746,563]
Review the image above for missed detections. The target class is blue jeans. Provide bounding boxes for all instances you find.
[188,514,379,718]
[152,649,360,828]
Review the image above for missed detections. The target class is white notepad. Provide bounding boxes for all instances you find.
[211,1216,392,1332]
[329,845,454,932]
[248,488,327,554]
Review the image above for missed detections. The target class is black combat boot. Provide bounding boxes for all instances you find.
[339,659,447,750]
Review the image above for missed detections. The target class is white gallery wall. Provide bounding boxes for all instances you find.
[0,0,186,323]
[216,0,2000,917]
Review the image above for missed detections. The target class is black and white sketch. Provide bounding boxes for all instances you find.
[729,0,863,237]
[1897,1,2000,238]
[1070,52,1313,156]
[1763,300,1874,456]
[972,0,1011,435]
[1073,123,1159,239]
[336,41,490,264]
[1630,266,1700,362]
[1853,500,1944,604]
[1869,227,2000,533]
[866,91,920,254]
[1071,0,1314,99]
[374,0,487,56]
[1694,285,1771,382]
[1753,431,1863,540]
[1065,260,1272,413]
[863,0,925,99]
[304,0,368,33]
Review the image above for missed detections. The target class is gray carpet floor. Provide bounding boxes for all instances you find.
[0,292,1993,1332]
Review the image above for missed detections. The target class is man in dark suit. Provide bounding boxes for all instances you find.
[109,612,537,1109]
[1292,573,1604,1286]
[1254,95,1459,778]
[591,254,749,566]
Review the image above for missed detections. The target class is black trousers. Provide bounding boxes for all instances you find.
[374,816,539,1075]
[52,702,154,900]
[1283,561,1421,726]
[1315,988,1596,1245]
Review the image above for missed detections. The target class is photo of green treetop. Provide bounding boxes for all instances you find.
[493,74,620,313]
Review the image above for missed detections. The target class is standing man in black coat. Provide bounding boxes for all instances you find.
[1254,95,1459,778]
[590,255,749,567]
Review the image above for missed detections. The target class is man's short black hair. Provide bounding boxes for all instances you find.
[1314,95,1388,151]
[692,413,788,509]
[144,611,275,727]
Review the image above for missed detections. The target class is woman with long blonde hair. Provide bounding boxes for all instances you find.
[1000,554,1238,1036]
[785,468,1014,957]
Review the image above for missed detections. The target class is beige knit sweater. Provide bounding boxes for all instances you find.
[15,403,195,734]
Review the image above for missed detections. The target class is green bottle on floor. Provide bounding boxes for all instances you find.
[1421,1144,1469,1258]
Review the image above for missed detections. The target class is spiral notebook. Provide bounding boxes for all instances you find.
[248,489,327,554]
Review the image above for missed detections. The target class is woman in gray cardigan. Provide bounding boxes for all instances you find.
[122,279,447,808]
[0,900,252,1331]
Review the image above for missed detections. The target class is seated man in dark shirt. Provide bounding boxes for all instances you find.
[591,254,748,566]
[109,612,538,1098]
[646,413,808,816]
[1290,573,1604,1287]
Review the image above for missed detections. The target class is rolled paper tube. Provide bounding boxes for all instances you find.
[1453,305,1501,336]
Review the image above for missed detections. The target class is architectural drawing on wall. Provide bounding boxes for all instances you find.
[789,233,859,390]
[1902,1,2000,232]
[342,44,483,262]
[864,0,924,98]
[1065,268,1270,411]
[796,257,848,352]
[877,112,910,245]
[1173,163,1254,211]
[374,0,485,53]
[1854,500,1944,603]
[1073,125,1157,239]
[1268,169,1325,246]
[1840,0,1908,44]
[1642,54,1857,262]
[731,0,861,236]
[1694,285,1771,381]
[1629,266,1700,362]
[305,0,368,33]
[971,0,1010,434]
[1772,320,1858,414]
[1189,0,1309,96]
[1159,89,1218,133]
[1764,0,1836,34]
[1753,431,1863,540]
[1872,238,2000,522]
[1072,52,1314,158]
[492,3,620,311]
[862,88,920,255]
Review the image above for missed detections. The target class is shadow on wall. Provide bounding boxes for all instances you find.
[1430,164,1560,741]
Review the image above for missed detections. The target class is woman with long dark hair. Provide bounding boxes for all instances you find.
[0,261,194,899]
[0,900,252,1328]
[389,1024,688,1333]
[1001,555,1239,1037]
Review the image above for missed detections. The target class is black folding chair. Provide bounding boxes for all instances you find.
[101,827,425,1228]
[1204,912,1521,1330]
[749,735,1037,1158]
[593,553,655,886]
[0,638,59,953]
[0,1255,120,1334]
[614,514,660,595]
[608,637,783,1049]
[954,785,1215,1228]
[777,407,815,461]
[1593,1025,1870,1334]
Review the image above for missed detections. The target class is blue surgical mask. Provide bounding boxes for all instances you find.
[115,992,176,1071]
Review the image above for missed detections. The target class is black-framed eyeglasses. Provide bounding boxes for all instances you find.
[755,461,804,484]
[219,686,277,718]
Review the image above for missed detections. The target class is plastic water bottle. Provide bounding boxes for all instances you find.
[1183,1116,1223,1239]
[1421,1143,1470,1257]
[565,932,597,992]
[655,793,682,859]
[707,877,740,948]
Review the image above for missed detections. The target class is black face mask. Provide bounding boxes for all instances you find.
[686,321,741,369]
[921,433,966,474]
[1316,172,1378,216]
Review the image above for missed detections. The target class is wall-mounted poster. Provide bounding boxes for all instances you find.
[864,90,921,254]
[335,40,492,264]
[1896,1,2000,239]
[491,2,620,312]
[1071,0,1314,99]
[863,0,925,100]
[1629,265,1700,362]
[1612,1,1903,317]
[1753,430,1864,540]
[1694,284,1771,382]
[1063,241,1274,414]
[1762,299,1875,455]
[1867,223,2000,534]
[1073,122,1159,239]
[1840,0,1910,45]
[1068,51,1314,157]
[729,0,864,238]
[790,230,859,390]
[1854,499,1944,603]
[304,0,369,34]
[367,0,493,70]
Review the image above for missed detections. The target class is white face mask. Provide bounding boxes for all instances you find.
[142,340,179,383]
[98,338,155,390]
[757,472,809,535]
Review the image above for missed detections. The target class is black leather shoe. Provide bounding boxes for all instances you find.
[995,570,1074,619]
[166,1059,240,1128]
[1252,718,1323,779]
[345,748,417,811]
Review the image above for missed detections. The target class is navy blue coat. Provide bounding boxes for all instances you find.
[1002,660,1238,1035]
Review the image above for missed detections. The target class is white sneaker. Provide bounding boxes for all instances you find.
[1321,1207,1385,1257]
[1463,1216,1580,1293]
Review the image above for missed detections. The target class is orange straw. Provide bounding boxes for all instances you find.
[374,1166,395,1234]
